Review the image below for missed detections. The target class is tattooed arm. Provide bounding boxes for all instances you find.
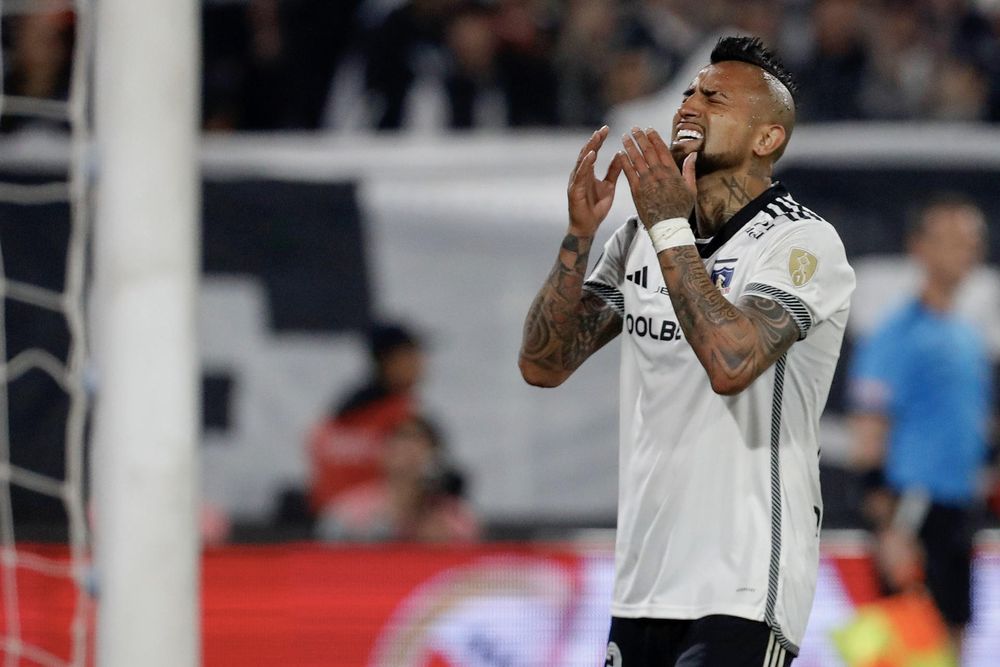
[519,127,624,387]
[656,246,798,394]
[619,127,798,395]
[519,233,622,387]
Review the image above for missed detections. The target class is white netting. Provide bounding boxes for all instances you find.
[0,0,92,665]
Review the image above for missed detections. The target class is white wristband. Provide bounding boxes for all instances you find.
[647,217,696,253]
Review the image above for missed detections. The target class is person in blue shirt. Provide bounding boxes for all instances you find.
[850,194,992,654]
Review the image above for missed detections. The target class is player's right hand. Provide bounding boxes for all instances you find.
[567,126,623,236]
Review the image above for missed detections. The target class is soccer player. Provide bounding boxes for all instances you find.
[850,195,992,656]
[519,37,855,666]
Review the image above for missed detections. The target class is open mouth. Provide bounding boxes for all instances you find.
[673,128,704,143]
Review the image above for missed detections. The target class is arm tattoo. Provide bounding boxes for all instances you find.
[520,233,622,377]
[657,244,798,392]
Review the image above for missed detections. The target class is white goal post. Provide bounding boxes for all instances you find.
[93,0,200,665]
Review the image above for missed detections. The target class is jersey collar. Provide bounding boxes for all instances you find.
[693,182,789,258]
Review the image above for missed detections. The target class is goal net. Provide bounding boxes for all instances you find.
[1,0,201,664]
[0,0,93,666]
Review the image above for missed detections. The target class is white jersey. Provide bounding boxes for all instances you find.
[583,183,855,654]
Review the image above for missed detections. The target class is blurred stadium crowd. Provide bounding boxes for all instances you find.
[204,0,1000,130]
[207,0,1000,130]
[3,0,1000,133]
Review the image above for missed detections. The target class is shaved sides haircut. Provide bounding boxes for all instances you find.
[710,35,797,161]
[710,36,798,101]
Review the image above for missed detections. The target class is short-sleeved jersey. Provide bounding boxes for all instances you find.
[850,299,991,504]
[583,183,855,654]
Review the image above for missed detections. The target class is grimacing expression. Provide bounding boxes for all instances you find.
[669,61,789,173]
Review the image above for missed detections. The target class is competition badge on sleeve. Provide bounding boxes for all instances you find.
[789,248,818,287]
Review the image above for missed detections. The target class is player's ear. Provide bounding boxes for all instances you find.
[752,124,786,159]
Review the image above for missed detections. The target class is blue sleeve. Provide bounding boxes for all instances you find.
[849,321,902,414]
[968,329,993,439]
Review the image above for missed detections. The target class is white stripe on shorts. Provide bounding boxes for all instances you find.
[762,632,775,667]
[762,631,786,667]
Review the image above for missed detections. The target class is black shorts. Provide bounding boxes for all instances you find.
[606,615,794,667]
[919,503,974,627]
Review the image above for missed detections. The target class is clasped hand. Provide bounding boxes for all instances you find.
[567,126,697,236]
[618,127,697,230]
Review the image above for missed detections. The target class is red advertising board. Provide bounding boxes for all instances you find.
[2,540,999,666]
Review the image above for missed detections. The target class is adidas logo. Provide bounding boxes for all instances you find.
[626,266,648,289]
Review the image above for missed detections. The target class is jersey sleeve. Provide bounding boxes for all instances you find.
[582,218,638,318]
[740,221,855,340]
[848,324,900,414]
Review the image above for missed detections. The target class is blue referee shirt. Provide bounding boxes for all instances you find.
[850,298,991,505]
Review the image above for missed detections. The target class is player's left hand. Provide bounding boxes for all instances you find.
[619,127,697,230]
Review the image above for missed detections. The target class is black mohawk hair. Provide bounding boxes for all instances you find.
[710,35,798,100]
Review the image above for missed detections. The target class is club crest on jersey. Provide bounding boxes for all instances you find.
[789,248,818,287]
[710,266,735,293]
[710,259,737,294]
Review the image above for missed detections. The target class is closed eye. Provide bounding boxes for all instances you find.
[683,86,730,103]
[704,89,730,105]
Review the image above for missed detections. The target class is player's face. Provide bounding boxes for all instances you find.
[912,206,985,288]
[669,62,768,172]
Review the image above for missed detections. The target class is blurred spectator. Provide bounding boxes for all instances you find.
[603,47,658,110]
[926,55,991,121]
[190,0,1000,130]
[629,1,701,68]
[926,0,991,121]
[794,0,868,121]
[860,0,936,119]
[363,0,456,129]
[493,0,560,127]
[360,0,559,130]
[729,0,783,47]
[239,0,289,129]
[202,0,364,130]
[613,0,703,96]
[554,0,620,126]
[849,195,993,653]
[307,322,425,514]
[282,0,366,128]
[316,415,479,542]
[444,3,505,128]
[4,0,1000,133]
[0,10,74,133]
[923,0,996,66]
[556,0,697,127]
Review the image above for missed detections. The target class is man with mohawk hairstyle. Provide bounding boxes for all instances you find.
[520,36,855,665]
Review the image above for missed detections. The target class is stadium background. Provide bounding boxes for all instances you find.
[3,0,1000,665]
